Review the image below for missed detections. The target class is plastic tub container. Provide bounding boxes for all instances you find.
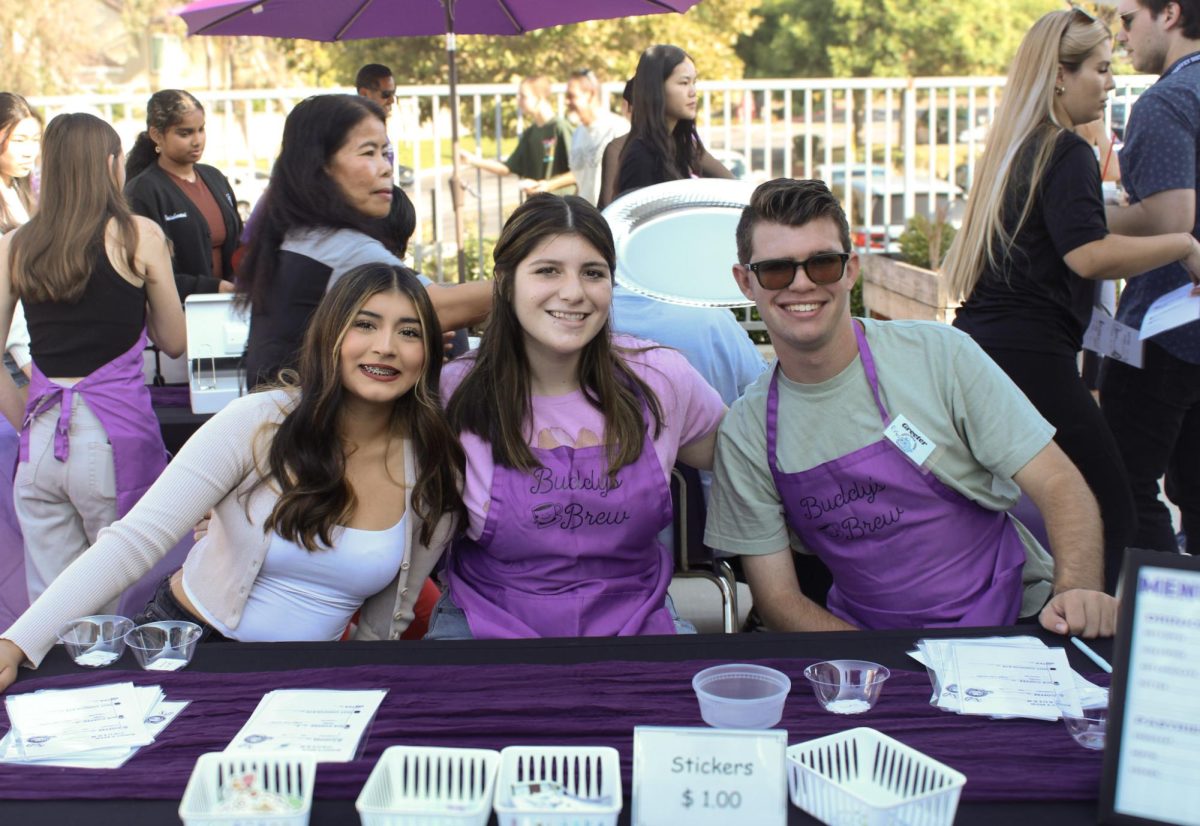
[692,663,791,729]
[56,615,133,668]
[356,745,500,826]
[787,727,966,826]
[804,659,890,715]
[125,621,202,671]
[494,746,621,826]
[179,752,315,826]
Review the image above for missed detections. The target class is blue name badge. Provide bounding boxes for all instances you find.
[632,726,787,826]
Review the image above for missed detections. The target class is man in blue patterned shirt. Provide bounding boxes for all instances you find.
[1105,0,1200,554]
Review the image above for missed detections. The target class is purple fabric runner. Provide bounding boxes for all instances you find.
[0,658,1108,804]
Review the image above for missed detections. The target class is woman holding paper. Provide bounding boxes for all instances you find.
[0,264,465,692]
[943,8,1200,593]
[427,194,725,639]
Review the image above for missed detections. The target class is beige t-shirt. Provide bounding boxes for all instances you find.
[705,319,1056,617]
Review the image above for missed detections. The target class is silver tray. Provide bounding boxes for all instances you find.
[603,178,758,308]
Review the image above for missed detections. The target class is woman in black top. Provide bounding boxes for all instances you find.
[944,10,1200,592]
[125,90,242,300]
[614,45,732,200]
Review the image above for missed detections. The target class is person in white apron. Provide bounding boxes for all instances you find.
[0,113,187,607]
[706,178,1119,639]
[431,194,726,640]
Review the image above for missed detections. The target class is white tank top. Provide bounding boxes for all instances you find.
[187,512,408,641]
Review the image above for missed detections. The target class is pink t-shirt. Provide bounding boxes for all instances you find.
[442,335,726,540]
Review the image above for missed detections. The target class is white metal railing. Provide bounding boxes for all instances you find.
[29,75,1156,281]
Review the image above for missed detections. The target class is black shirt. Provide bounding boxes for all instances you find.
[953,130,1107,355]
[616,137,684,199]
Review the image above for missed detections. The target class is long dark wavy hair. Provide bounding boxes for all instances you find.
[620,44,705,181]
[259,264,465,550]
[238,94,390,313]
[447,194,663,479]
[0,92,41,232]
[125,89,204,181]
[7,113,138,304]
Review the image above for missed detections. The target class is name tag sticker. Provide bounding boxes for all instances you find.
[884,414,936,467]
[632,726,787,826]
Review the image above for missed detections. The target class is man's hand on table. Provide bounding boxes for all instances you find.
[0,639,26,693]
[1039,588,1118,638]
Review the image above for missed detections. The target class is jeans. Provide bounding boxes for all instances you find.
[1100,343,1200,553]
[132,575,231,643]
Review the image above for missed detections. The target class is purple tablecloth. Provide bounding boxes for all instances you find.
[0,658,1107,803]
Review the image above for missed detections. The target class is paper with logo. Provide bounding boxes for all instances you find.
[950,643,1082,720]
[1083,310,1144,367]
[2,682,158,761]
[1139,282,1200,340]
[226,689,387,762]
[0,696,188,769]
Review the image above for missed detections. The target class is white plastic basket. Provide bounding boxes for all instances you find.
[494,746,622,826]
[355,746,501,826]
[787,727,966,826]
[178,752,316,826]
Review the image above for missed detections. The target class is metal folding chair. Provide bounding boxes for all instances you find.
[670,464,739,633]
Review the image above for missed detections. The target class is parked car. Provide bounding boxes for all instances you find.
[710,149,750,180]
[915,108,990,145]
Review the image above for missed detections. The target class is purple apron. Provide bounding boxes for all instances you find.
[20,331,168,519]
[767,322,1026,629]
[0,416,27,628]
[447,423,676,639]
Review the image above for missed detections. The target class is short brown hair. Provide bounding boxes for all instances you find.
[735,178,852,264]
[1140,0,1200,38]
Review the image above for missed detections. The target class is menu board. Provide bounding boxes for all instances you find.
[1101,550,1200,825]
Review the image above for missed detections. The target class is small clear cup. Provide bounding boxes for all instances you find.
[804,659,891,714]
[124,621,202,672]
[56,615,134,668]
[1062,704,1107,750]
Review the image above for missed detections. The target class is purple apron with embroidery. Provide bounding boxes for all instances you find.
[767,322,1026,629]
[448,424,675,639]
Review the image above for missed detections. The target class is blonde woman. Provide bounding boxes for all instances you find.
[944,8,1200,592]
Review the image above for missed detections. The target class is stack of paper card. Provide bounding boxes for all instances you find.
[225,689,387,763]
[1,681,188,769]
[910,636,1108,721]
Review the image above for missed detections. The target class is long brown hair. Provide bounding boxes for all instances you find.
[620,44,705,182]
[0,93,42,232]
[7,113,138,303]
[261,264,465,550]
[447,194,663,479]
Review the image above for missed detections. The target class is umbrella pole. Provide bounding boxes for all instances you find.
[444,0,468,284]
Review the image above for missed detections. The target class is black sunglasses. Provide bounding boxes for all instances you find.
[376,88,396,101]
[747,253,851,290]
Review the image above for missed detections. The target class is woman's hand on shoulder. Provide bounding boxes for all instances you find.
[0,639,27,693]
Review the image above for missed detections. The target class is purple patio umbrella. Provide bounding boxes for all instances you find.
[177,0,703,280]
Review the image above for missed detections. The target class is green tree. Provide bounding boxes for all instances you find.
[737,0,1063,79]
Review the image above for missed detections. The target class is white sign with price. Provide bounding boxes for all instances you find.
[632,726,787,826]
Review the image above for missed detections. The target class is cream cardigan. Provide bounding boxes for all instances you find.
[3,389,455,667]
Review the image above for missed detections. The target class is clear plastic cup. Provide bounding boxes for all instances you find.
[804,659,890,714]
[124,621,202,672]
[56,615,134,668]
[692,663,791,729]
[1062,704,1107,750]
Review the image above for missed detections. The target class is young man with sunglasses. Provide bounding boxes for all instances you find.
[705,178,1117,638]
[1104,0,1200,556]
